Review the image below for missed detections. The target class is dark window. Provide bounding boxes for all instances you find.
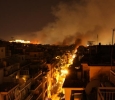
[1,49,3,52]
[34,54,37,57]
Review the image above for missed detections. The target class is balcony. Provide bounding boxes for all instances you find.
[97,69,115,100]
[97,87,115,100]
[30,70,42,79]
[31,89,43,100]
[0,82,18,93]
[70,90,87,100]
[110,70,115,85]
[0,82,19,100]
[4,63,20,76]
[19,79,31,100]
[31,81,42,91]
[25,94,33,100]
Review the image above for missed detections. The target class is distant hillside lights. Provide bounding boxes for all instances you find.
[9,39,30,43]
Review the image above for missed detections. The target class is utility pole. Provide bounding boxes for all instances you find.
[111,29,115,69]
[97,34,98,45]
[112,29,115,45]
[96,34,98,53]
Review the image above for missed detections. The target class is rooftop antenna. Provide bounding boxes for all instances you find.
[97,34,98,45]
[96,34,98,53]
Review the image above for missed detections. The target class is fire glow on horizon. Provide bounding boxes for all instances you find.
[9,39,41,44]
[30,0,115,45]
[9,39,30,44]
[2,0,115,45]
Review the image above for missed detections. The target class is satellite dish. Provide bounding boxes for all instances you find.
[85,79,100,95]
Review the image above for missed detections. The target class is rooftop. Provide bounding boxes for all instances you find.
[63,79,85,88]
[79,45,115,66]
[63,65,85,88]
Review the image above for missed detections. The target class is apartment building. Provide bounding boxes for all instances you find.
[0,41,74,100]
[62,44,115,100]
[0,57,50,100]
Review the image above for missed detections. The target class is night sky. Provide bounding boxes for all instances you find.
[0,0,115,45]
[0,1,56,32]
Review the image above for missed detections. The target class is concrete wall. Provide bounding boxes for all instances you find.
[81,63,89,71]
[64,88,84,100]
[82,63,113,81]
[0,94,4,100]
[90,66,111,80]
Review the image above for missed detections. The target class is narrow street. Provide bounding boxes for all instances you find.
[50,52,76,100]
[51,94,60,100]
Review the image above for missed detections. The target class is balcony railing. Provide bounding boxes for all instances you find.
[110,70,115,85]
[0,84,19,100]
[31,81,42,90]
[25,94,33,100]
[97,87,115,100]
[31,71,42,79]
[97,88,104,100]
[97,70,115,99]
[31,89,43,100]
[4,63,20,76]
[19,78,31,100]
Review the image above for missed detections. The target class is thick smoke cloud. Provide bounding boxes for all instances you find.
[32,0,115,45]
[6,0,115,45]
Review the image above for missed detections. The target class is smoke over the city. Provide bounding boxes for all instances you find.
[1,0,115,45]
[31,0,115,45]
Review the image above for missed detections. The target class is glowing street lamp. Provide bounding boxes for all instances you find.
[61,69,68,75]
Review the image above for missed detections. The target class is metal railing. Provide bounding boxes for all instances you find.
[97,87,115,100]
[97,88,104,100]
[110,70,115,85]
[0,84,19,100]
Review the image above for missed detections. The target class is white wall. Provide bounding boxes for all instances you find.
[90,66,111,80]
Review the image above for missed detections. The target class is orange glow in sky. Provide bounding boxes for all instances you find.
[30,40,40,44]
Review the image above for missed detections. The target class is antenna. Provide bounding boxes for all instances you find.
[96,34,98,53]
